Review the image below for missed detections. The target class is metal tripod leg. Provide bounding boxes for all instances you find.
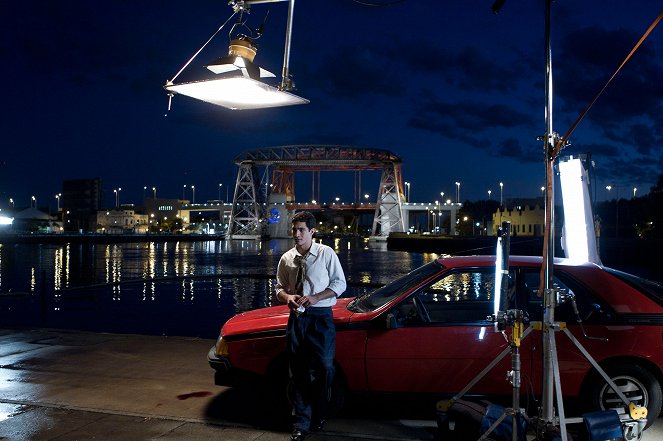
[547,325,568,441]
[449,326,533,403]
[561,327,632,406]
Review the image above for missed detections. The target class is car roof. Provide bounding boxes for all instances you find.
[435,254,600,270]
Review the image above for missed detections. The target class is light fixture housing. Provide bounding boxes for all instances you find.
[165,1,307,111]
[558,156,601,264]
[165,76,308,110]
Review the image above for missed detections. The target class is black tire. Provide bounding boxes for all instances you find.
[585,363,662,429]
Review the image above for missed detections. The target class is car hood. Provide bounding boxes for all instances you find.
[221,298,355,338]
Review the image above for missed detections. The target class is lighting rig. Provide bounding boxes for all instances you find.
[164,0,308,110]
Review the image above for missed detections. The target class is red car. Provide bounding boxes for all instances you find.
[208,255,663,427]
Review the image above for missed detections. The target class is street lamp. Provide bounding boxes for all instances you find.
[182,184,187,200]
[152,187,157,199]
[488,190,491,200]
[455,182,460,204]
[143,186,147,200]
[440,191,445,201]
[218,183,223,201]
[499,182,504,206]
[404,182,410,202]
[191,185,196,204]
[31,195,36,208]
[541,186,545,195]
[113,188,122,208]
[9,198,14,208]
[55,193,62,211]
[364,193,369,200]
[633,187,637,198]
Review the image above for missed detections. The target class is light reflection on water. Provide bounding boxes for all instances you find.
[0,237,434,338]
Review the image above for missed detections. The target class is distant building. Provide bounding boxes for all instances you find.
[493,204,544,236]
[96,209,148,234]
[12,208,62,233]
[143,198,189,232]
[62,178,102,232]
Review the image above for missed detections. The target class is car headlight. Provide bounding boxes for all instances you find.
[215,335,229,357]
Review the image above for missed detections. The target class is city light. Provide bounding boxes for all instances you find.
[455,182,460,203]
[499,182,504,206]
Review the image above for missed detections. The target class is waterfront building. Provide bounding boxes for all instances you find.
[96,209,148,234]
[492,204,544,236]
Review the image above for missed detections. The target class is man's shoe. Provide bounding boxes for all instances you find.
[311,419,326,432]
[291,429,308,441]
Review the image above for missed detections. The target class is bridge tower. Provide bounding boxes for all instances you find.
[371,163,405,239]
[227,162,265,239]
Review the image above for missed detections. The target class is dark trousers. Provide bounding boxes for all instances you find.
[286,306,335,431]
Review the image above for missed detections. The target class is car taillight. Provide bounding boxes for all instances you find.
[215,336,229,357]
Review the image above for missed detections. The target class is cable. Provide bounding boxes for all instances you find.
[168,11,239,83]
[551,10,663,159]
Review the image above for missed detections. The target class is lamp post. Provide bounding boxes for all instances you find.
[182,184,187,200]
[31,196,36,208]
[143,186,147,201]
[455,182,460,204]
[113,188,121,208]
[9,198,14,208]
[152,187,156,199]
[191,185,196,204]
[404,182,410,202]
[55,193,61,211]
[633,187,637,198]
[488,190,491,200]
[218,183,223,201]
[499,182,504,206]
[440,191,444,202]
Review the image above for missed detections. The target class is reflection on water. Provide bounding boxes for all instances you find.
[0,238,433,338]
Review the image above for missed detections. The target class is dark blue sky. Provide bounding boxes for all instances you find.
[1,1,662,210]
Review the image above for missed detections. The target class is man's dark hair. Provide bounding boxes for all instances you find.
[292,211,316,230]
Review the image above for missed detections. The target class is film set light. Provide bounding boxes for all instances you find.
[164,0,308,111]
[558,156,601,265]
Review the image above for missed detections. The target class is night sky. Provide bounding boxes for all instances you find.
[1,1,662,211]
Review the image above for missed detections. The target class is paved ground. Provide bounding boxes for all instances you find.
[0,328,660,441]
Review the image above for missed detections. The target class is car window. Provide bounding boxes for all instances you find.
[347,261,442,313]
[518,269,614,323]
[393,268,496,325]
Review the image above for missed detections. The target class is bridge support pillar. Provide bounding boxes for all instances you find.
[371,163,405,240]
[228,162,265,239]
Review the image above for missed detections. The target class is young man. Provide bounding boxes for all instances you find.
[276,211,346,441]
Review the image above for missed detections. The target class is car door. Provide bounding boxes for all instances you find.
[364,267,529,395]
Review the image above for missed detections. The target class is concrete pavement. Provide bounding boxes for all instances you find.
[0,328,660,440]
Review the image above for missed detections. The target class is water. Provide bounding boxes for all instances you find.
[0,238,439,338]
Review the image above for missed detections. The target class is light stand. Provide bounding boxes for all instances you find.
[536,2,648,439]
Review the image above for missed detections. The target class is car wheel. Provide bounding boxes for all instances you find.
[586,363,662,429]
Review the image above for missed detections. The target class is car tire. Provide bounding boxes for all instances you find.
[585,363,662,429]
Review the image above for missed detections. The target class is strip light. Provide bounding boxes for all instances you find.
[558,156,601,264]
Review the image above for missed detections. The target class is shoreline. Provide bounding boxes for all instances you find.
[0,232,226,244]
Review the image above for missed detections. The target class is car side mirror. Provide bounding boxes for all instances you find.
[386,313,399,329]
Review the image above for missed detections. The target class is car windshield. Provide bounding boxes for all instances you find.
[347,261,442,313]
[604,267,663,307]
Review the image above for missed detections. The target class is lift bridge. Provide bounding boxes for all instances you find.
[227,145,460,240]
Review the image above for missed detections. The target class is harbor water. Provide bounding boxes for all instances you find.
[0,238,437,338]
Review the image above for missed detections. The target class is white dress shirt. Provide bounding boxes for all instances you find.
[276,241,346,307]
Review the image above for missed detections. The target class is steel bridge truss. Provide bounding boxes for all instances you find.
[228,146,406,238]
[228,162,264,238]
